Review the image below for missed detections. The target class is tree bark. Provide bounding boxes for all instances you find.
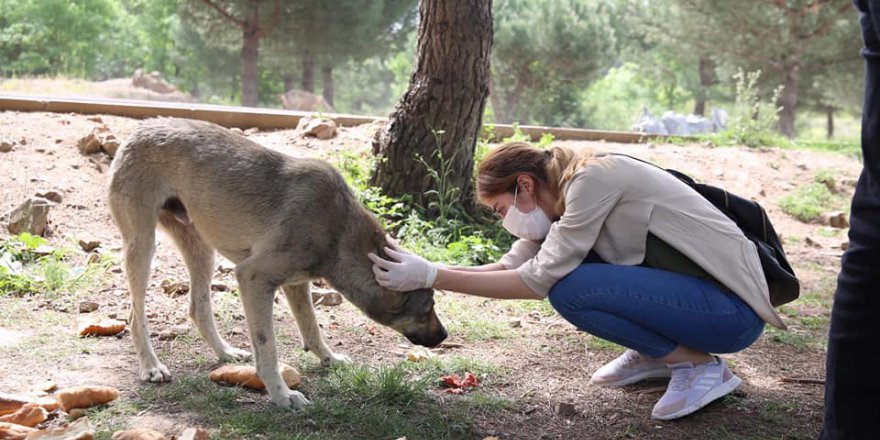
[826,106,835,139]
[371,0,493,210]
[302,50,315,93]
[241,25,260,107]
[322,65,334,107]
[693,57,717,116]
[778,61,801,138]
[488,74,508,124]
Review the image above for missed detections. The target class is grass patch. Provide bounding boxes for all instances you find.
[500,299,556,317]
[586,336,623,352]
[435,298,515,342]
[764,327,819,351]
[124,358,513,440]
[778,182,841,223]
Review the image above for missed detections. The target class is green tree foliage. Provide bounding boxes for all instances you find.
[1,0,115,77]
[633,0,859,138]
[490,0,617,126]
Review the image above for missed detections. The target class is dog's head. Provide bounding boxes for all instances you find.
[365,287,447,347]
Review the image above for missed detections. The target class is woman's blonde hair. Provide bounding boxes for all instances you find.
[476,141,603,214]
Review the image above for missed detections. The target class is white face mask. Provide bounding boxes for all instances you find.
[502,185,552,241]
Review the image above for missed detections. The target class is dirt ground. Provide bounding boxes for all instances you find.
[0,110,862,439]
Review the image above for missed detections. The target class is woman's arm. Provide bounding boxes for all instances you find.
[446,263,506,272]
[434,267,543,300]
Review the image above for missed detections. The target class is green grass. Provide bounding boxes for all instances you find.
[778,182,842,223]
[435,298,516,342]
[90,358,513,440]
[586,336,623,352]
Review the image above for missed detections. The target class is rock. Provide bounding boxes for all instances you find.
[244,127,259,135]
[77,131,103,155]
[87,116,104,123]
[217,261,235,274]
[229,127,243,135]
[78,238,101,253]
[35,190,63,203]
[132,68,181,95]
[0,139,13,153]
[280,90,334,112]
[297,117,338,140]
[824,211,849,229]
[177,428,209,440]
[312,287,343,306]
[804,237,822,248]
[509,319,522,328]
[18,137,27,145]
[158,325,189,341]
[35,381,58,393]
[161,280,190,298]
[3,197,53,236]
[100,134,121,157]
[210,282,229,292]
[841,241,850,251]
[78,301,100,313]
[554,402,578,417]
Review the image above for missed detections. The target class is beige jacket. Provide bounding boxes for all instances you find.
[500,155,786,329]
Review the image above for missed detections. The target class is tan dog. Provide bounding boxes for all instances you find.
[108,118,446,408]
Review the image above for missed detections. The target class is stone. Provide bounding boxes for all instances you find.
[34,190,63,203]
[824,211,849,229]
[280,89,334,112]
[78,301,100,313]
[297,117,338,140]
[78,238,101,253]
[841,241,850,251]
[0,138,13,152]
[77,131,103,155]
[160,280,190,298]
[3,197,53,236]
[312,287,344,306]
[804,237,822,248]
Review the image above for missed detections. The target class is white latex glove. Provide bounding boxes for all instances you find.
[367,242,438,291]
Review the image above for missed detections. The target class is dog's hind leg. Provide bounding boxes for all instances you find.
[281,283,351,367]
[110,197,170,383]
[235,253,311,408]
[159,211,252,363]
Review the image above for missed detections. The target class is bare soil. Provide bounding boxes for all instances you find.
[0,109,862,439]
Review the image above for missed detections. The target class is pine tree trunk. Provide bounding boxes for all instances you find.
[322,65,334,107]
[827,106,835,139]
[693,58,716,116]
[302,50,315,93]
[241,26,260,107]
[778,62,801,138]
[370,0,493,209]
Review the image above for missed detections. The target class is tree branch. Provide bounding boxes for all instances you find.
[200,0,246,28]
[254,0,282,39]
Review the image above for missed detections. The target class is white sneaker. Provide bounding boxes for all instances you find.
[590,349,671,387]
[651,356,742,420]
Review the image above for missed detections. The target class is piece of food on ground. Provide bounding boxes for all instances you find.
[55,386,120,412]
[208,364,301,390]
[77,319,126,337]
[0,403,48,427]
[111,428,167,440]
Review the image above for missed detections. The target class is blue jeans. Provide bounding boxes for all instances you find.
[548,261,765,358]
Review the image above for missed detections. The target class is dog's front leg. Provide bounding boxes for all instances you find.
[236,259,310,408]
[281,283,351,366]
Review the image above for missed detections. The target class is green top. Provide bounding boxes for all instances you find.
[642,232,729,291]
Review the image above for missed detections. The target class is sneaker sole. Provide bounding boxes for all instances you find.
[591,368,672,388]
[651,374,742,421]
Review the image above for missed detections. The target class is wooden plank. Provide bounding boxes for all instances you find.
[0,94,667,144]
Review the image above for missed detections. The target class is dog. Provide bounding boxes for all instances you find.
[108,118,447,408]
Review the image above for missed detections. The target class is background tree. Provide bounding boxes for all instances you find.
[187,0,281,106]
[266,0,416,106]
[637,0,859,138]
[490,0,617,126]
[371,0,493,210]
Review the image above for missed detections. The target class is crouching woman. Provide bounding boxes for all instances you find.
[369,142,785,420]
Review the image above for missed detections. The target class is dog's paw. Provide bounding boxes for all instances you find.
[139,363,172,383]
[217,346,252,362]
[270,390,311,409]
[321,352,352,367]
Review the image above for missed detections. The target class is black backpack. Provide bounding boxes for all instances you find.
[616,154,801,307]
